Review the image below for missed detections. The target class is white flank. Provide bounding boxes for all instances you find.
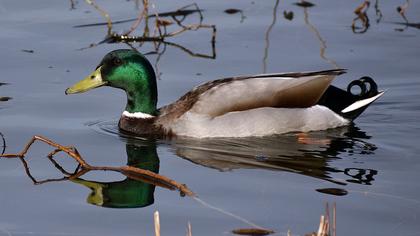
[122,110,155,119]
[341,91,385,113]
[164,105,349,138]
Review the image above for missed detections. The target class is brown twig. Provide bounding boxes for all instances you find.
[352,1,370,34]
[0,135,194,197]
[79,1,216,61]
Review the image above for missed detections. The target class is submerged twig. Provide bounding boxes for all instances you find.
[0,135,194,196]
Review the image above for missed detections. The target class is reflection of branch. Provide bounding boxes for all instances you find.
[303,8,339,69]
[166,40,216,59]
[69,0,77,10]
[374,0,383,23]
[73,9,203,28]
[262,0,280,73]
[395,0,410,31]
[1,136,194,197]
[397,0,409,23]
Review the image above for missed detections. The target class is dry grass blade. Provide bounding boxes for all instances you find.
[154,211,161,236]
[186,221,192,236]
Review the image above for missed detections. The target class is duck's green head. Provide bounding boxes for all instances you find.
[65,49,158,115]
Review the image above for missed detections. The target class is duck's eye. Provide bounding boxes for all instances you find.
[113,57,123,66]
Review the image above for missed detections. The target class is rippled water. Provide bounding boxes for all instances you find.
[1,1,420,235]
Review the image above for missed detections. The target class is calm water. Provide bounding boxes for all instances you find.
[1,1,420,235]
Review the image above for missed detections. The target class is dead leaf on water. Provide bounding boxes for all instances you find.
[232,228,275,236]
[316,188,348,196]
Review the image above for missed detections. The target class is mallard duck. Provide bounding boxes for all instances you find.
[65,49,384,138]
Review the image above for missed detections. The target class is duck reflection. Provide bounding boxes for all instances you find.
[171,125,377,186]
[71,142,159,208]
[12,125,379,208]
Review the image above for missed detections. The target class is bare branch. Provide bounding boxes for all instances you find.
[0,136,194,197]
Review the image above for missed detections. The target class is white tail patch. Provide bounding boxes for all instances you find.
[341,91,385,113]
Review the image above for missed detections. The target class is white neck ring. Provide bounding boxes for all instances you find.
[122,111,155,119]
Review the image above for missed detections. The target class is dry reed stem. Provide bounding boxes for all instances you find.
[154,211,161,236]
[186,221,192,236]
[332,203,336,236]
[0,135,194,197]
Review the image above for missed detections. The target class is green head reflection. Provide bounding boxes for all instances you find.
[72,143,159,208]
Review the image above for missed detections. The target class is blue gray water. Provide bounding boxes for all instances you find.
[1,1,420,235]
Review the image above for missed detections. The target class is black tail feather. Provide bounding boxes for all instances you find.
[318,76,382,120]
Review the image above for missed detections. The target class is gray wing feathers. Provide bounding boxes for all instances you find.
[157,69,344,122]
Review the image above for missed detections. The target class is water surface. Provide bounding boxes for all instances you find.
[1,1,420,235]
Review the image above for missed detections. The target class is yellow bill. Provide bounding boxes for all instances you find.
[65,66,107,95]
